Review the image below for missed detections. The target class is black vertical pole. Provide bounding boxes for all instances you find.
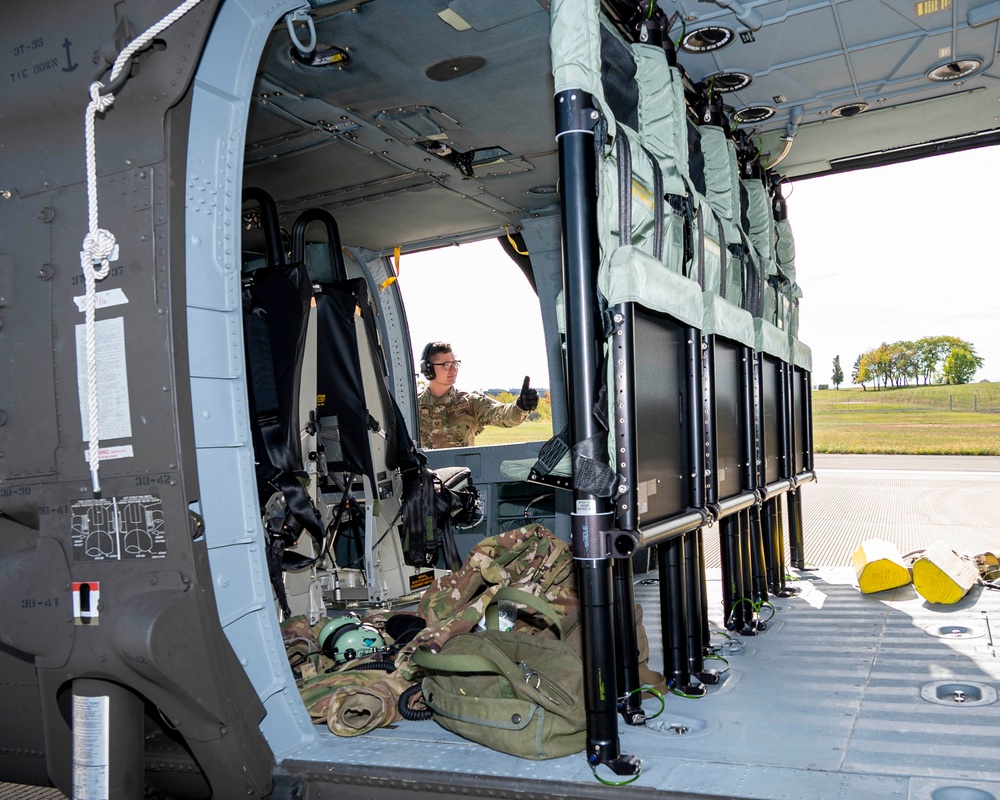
[778,362,791,484]
[687,329,706,515]
[787,487,805,570]
[775,493,792,595]
[684,330,708,689]
[686,528,720,683]
[556,89,638,776]
[719,514,741,630]
[786,367,805,569]
[746,503,769,603]
[761,496,782,595]
[610,304,645,725]
[803,369,815,473]
[740,345,768,604]
[697,527,711,646]
[612,557,645,724]
[658,535,704,696]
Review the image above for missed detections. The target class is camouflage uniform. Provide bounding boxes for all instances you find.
[282,612,423,737]
[418,386,528,448]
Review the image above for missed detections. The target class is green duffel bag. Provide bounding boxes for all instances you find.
[410,590,585,760]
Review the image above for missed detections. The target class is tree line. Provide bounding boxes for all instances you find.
[844,336,984,390]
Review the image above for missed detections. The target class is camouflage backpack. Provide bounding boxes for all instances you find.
[394,524,578,680]
[411,586,586,759]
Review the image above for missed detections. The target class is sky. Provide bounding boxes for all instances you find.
[398,145,1000,391]
[790,146,1000,386]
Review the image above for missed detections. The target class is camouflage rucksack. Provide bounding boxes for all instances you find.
[394,524,578,679]
[411,587,586,759]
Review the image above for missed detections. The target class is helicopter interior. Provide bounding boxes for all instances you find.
[4,0,1000,796]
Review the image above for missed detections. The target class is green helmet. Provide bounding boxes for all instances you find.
[317,614,385,663]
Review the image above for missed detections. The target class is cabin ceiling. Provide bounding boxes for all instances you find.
[244,0,1000,251]
[676,0,1000,175]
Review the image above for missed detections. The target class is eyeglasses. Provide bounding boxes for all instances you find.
[430,360,461,370]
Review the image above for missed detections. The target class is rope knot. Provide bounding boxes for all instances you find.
[82,228,117,279]
[88,82,115,114]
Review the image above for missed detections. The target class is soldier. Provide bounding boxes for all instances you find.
[417,341,538,448]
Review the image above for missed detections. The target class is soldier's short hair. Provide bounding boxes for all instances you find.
[422,341,453,362]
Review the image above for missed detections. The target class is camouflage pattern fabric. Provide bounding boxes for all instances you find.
[282,524,664,734]
[298,668,415,737]
[282,612,418,736]
[418,386,528,448]
[395,524,578,680]
[280,614,337,678]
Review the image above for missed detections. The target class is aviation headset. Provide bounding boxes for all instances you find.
[420,342,452,381]
[317,614,386,664]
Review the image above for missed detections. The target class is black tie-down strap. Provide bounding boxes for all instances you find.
[526,385,618,498]
[740,246,763,318]
[573,384,619,498]
[666,192,695,277]
[767,271,788,326]
[242,284,324,610]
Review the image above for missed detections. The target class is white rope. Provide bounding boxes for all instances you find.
[80,0,206,495]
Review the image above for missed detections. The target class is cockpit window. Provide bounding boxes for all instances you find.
[397,239,552,449]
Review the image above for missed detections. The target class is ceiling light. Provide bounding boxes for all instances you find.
[926,59,982,81]
[733,105,776,123]
[705,71,753,93]
[680,27,735,53]
[832,102,869,118]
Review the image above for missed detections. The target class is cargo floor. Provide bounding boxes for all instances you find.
[278,567,1000,800]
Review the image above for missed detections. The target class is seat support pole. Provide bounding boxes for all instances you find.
[556,88,638,777]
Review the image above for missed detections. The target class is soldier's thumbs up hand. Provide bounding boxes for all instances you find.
[516,376,538,411]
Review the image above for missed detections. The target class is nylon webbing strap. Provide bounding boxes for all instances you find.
[266,537,292,619]
[573,433,618,498]
[616,133,632,248]
[243,281,324,544]
[244,310,281,447]
[718,224,728,297]
[401,455,438,566]
[666,193,695,274]
[572,384,617,498]
[640,145,664,261]
[743,248,761,317]
[696,207,705,289]
[768,274,783,326]
[400,452,463,571]
[529,411,616,498]
[529,432,571,481]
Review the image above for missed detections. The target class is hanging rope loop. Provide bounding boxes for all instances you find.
[77,0,207,495]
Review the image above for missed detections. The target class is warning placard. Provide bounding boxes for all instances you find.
[71,495,166,562]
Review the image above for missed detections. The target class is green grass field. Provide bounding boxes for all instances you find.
[474,418,554,446]
[471,383,1000,455]
[812,382,1000,455]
